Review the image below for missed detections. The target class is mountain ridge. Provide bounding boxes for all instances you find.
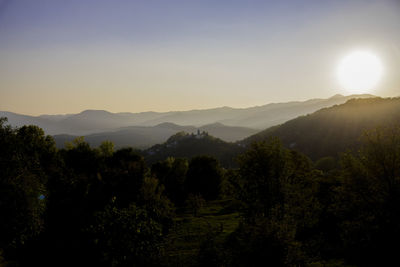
[141,97,400,166]
[53,122,258,149]
[1,94,375,136]
[242,96,400,159]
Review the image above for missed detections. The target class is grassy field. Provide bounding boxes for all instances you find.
[163,199,241,266]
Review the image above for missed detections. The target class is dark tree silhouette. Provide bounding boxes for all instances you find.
[185,156,223,201]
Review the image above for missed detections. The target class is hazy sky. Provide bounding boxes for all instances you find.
[1,0,399,115]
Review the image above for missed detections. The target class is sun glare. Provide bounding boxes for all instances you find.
[337,50,383,94]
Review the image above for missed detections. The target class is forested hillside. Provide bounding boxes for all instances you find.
[2,115,400,266]
[144,131,243,167]
[243,97,400,159]
[140,97,400,167]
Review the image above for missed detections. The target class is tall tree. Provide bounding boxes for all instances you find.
[227,139,321,266]
[0,118,57,260]
[335,126,400,265]
[186,156,223,201]
[151,157,188,205]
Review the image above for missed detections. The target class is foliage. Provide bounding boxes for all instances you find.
[102,148,148,207]
[151,157,188,206]
[186,156,223,201]
[98,140,115,157]
[315,156,337,172]
[90,188,172,267]
[228,138,322,265]
[145,132,244,168]
[334,126,400,265]
[3,114,400,267]
[244,97,400,160]
[0,118,56,253]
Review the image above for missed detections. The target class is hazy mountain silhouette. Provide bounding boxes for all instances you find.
[142,97,400,166]
[4,96,398,167]
[0,111,64,134]
[0,94,374,136]
[53,123,194,149]
[53,122,258,148]
[123,94,375,129]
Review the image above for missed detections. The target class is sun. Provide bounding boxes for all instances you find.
[337,50,383,94]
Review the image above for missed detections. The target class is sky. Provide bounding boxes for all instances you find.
[0,0,399,115]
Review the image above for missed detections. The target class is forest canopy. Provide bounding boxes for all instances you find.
[1,116,400,266]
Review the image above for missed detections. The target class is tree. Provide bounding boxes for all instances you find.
[90,177,174,267]
[138,176,175,232]
[0,119,57,260]
[62,136,99,176]
[91,202,164,267]
[234,139,289,219]
[102,148,148,207]
[335,126,400,265]
[98,140,114,157]
[314,156,337,173]
[227,139,322,265]
[151,157,188,205]
[186,156,223,201]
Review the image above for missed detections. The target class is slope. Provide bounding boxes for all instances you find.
[242,97,400,160]
[144,132,244,167]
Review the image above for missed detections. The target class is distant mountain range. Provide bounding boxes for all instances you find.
[2,95,398,165]
[0,94,374,147]
[140,97,400,166]
[53,122,257,149]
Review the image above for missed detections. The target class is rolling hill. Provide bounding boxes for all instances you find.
[144,97,400,167]
[53,122,258,149]
[143,131,243,167]
[242,97,400,160]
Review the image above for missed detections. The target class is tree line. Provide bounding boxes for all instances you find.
[1,116,400,266]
